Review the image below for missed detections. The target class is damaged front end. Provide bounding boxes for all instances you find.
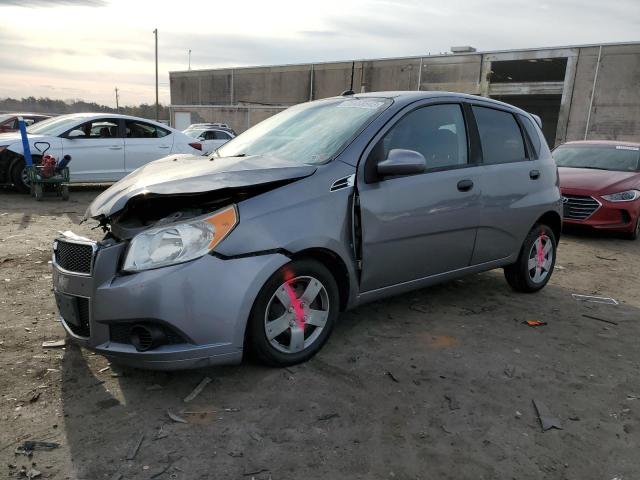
[51,154,313,369]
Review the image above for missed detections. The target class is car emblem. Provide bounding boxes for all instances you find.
[561,196,569,204]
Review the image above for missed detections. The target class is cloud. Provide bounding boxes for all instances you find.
[0,0,107,6]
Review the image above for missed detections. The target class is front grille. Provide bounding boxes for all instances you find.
[563,194,600,220]
[55,240,94,274]
[109,323,187,345]
[68,297,91,337]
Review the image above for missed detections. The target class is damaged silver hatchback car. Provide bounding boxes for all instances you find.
[52,92,562,369]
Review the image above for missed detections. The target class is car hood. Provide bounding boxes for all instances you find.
[558,167,640,194]
[86,154,317,219]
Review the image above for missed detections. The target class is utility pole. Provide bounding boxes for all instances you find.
[188,49,191,70]
[153,28,159,121]
[114,87,119,112]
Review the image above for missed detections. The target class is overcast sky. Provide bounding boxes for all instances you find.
[0,0,638,107]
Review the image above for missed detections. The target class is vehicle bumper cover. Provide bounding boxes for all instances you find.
[561,189,640,233]
[52,242,289,370]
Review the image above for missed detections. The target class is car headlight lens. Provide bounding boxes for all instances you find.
[601,190,640,202]
[122,205,238,272]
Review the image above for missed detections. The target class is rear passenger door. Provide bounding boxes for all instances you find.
[124,120,174,173]
[358,102,482,292]
[470,104,543,264]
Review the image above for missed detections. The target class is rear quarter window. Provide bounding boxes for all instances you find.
[519,115,542,159]
[473,106,526,165]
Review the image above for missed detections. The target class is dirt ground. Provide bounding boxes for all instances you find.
[0,187,639,480]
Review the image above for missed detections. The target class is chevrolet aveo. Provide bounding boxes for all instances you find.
[52,92,562,370]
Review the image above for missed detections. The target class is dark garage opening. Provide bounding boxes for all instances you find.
[490,58,568,83]
[491,94,562,148]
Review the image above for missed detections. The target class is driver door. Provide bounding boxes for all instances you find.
[357,102,482,292]
[60,118,125,182]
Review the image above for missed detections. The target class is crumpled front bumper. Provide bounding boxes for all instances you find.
[52,239,289,370]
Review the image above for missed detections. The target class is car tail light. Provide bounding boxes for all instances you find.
[189,142,202,151]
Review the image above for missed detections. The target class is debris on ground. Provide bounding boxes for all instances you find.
[18,466,41,479]
[316,413,340,421]
[504,366,516,378]
[595,255,617,261]
[243,469,270,477]
[166,409,188,424]
[532,399,563,431]
[385,371,400,383]
[582,314,618,326]
[14,440,60,456]
[126,434,144,460]
[41,339,65,348]
[228,450,244,458]
[184,377,212,403]
[444,394,461,410]
[153,425,169,441]
[571,294,618,305]
[524,320,547,327]
[515,410,522,419]
[98,365,110,373]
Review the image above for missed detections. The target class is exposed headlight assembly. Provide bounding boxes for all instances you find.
[123,205,238,272]
[601,190,640,202]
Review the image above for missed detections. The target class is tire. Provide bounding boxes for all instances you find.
[626,217,640,240]
[247,258,339,367]
[504,224,557,293]
[33,183,43,201]
[10,156,41,193]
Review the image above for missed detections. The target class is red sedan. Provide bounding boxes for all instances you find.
[554,141,640,240]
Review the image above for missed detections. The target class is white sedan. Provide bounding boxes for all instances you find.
[183,125,235,155]
[0,113,203,191]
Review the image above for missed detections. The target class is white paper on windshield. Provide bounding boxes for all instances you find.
[337,100,384,109]
[616,145,639,151]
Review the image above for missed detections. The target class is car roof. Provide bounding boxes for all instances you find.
[47,112,177,128]
[559,140,640,148]
[1,113,51,117]
[324,91,532,117]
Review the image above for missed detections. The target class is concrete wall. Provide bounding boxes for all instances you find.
[170,43,640,142]
[566,44,640,142]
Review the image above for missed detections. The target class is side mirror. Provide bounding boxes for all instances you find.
[67,129,85,138]
[377,149,426,177]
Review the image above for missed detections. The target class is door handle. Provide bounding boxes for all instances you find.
[530,169,540,179]
[109,146,122,150]
[159,145,170,149]
[457,179,474,192]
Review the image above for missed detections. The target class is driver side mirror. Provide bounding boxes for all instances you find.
[377,149,426,177]
[67,129,85,138]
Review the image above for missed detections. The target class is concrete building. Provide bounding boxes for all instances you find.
[169,41,640,147]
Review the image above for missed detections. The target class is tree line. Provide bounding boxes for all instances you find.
[0,96,170,120]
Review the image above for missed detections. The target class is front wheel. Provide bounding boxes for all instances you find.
[627,217,640,240]
[247,259,339,366]
[504,224,557,293]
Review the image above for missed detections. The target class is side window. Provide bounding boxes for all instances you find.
[70,119,120,138]
[126,120,170,139]
[214,131,232,140]
[380,104,468,170]
[519,114,542,159]
[472,106,526,164]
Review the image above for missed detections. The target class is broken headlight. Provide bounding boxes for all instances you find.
[122,205,238,272]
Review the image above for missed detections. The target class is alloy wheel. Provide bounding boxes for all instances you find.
[527,233,553,284]
[264,276,330,354]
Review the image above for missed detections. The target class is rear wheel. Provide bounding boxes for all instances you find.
[504,224,556,293]
[247,259,339,366]
[10,156,41,193]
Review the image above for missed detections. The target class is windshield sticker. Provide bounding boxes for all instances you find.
[337,100,384,109]
[616,145,639,151]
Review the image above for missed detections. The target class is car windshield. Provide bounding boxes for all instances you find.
[27,115,83,135]
[184,128,205,138]
[215,97,392,164]
[553,145,640,172]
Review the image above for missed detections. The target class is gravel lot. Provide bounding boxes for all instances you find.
[1,187,639,480]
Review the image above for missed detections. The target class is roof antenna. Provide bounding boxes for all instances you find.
[341,89,355,96]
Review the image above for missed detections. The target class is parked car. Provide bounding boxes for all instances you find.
[183,124,235,154]
[0,113,51,133]
[554,140,640,240]
[52,92,561,370]
[0,113,203,191]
